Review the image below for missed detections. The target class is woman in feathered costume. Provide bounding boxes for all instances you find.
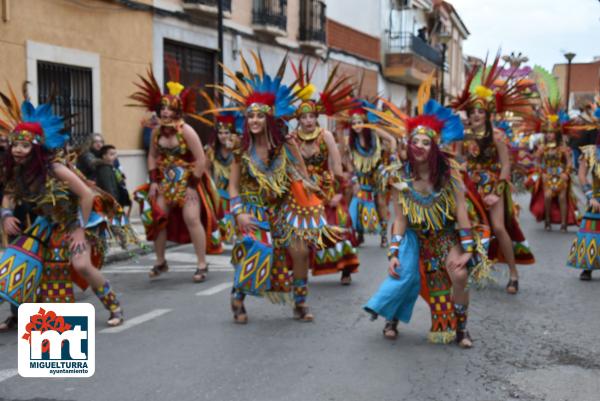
[451,53,535,295]
[130,58,222,283]
[363,85,492,348]
[197,91,243,245]
[212,52,339,323]
[290,59,360,285]
[0,86,133,329]
[567,103,600,280]
[527,71,578,232]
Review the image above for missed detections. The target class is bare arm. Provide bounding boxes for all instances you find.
[390,188,407,237]
[371,128,397,154]
[52,163,95,225]
[228,157,241,199]
[494,131,511,181]
[578,157,589,187]
[453,179,472,230]
[147,127,159,171]
[182,124,207,178]
[323,129,343,177]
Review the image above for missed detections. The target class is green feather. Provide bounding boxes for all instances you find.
[533,65,559,106]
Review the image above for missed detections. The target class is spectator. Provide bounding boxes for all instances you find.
[141,112,159,153]
[96,145,132,211]
[417,27,428,43]
[77,133,104,181]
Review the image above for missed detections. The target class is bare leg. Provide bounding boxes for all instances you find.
[71,240,123,326]
[488,197,519,289]
[152,194,169,269]
[558,188,568,230]
[182,196,207,282]
[446,244,472,348]
[543,190,552,230]
[376,194,389,247]
[289,237,313,321]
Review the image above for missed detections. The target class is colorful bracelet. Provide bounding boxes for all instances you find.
[459,228,475,253]
[230,196,242,217]
[0,208,14,220]
[583,184,593,201]
[149,168,160,183]
[495,180,508,196]
[387,234,404,260]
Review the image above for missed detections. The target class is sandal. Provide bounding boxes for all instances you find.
[192,264,209,283]
[383,320,398,340]
[544,222,552,231]
[107,309,124,327]
[580,270,592,281]
[293,303,314,322]
[149,261,169,278]
[456,330,473,349]
[0,315,18,332]
[231,297,248,324]
[506,278,519,294]
[340,272,352,286]
[560,224,568,233]
[380,235,388,248]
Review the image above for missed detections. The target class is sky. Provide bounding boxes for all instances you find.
[450,0,599,70]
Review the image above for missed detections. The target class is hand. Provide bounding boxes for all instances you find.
[560,173,570,182]
[590,199,600,213]
[236,213,258,234]
[69,227,88,255]
[328,193,343,208]
[388,257,400,279]
[185,187,199,203]
[2,216,22,236]
[448,252,472,271]
[285,131,299,148]
[148,183,159,199]
[483,194,500,207]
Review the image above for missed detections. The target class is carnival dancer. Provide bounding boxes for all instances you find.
[363,92,492,348]
[452,54,535,294]
[290,60,359,285]
[528,111,577,231]
[212,52,340,323]
[567,105,600,280]
[130,60,222,283]
[347,99,395,246]
[0,86,136,328]
[198,91,244,245]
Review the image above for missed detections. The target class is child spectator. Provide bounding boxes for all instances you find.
[96,145,132,211]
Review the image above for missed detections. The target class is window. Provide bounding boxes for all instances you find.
[164,40,216,142]
[37,61,93,142]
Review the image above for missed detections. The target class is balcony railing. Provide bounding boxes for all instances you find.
[388,32,443,67]
[299,0,326,44]
[183,0,232,14]
[252,0,287,33]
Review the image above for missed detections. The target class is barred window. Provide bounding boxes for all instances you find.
[37,61,93,143]
[164,40,216,143]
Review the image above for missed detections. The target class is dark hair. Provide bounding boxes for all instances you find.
[5,143,49,188]
[99,144,116,157]
[241,114,285,157]
[407,139,450,191]
[349,127,374,153]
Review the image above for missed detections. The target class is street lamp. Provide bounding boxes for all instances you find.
[438,31,451,105]
[564,52,576,111]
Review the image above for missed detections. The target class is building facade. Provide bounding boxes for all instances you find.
[553,58,600,112]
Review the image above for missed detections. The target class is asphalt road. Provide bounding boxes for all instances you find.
[1,195,599,401]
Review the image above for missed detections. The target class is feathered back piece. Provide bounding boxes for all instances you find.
[365,79,463,145]
[529,65,570,133]
[0,83,68,150]
[451,50,533,116]
[291,58,358,117]
[197,89,244,134]
[129,55,197,115]
[211,51,298,119]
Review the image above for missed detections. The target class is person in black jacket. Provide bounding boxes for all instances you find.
[96,145,132,212]
[77,133,104,181]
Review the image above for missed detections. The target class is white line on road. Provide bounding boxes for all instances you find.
[100,309,172,334]
[102,264,233,274]
[195,282,231,296]
[0,369,18,383]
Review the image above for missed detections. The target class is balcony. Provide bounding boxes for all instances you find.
[252,0,287,37]
[384,32,443,86]
[298,0,326,49]
[182,0,231,18]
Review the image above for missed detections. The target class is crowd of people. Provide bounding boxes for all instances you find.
[0,50,599,349]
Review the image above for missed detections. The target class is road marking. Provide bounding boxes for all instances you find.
[102,265,233,274]
[0,369,18,383]
[196,282,231,296]
[100,309,172,334]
